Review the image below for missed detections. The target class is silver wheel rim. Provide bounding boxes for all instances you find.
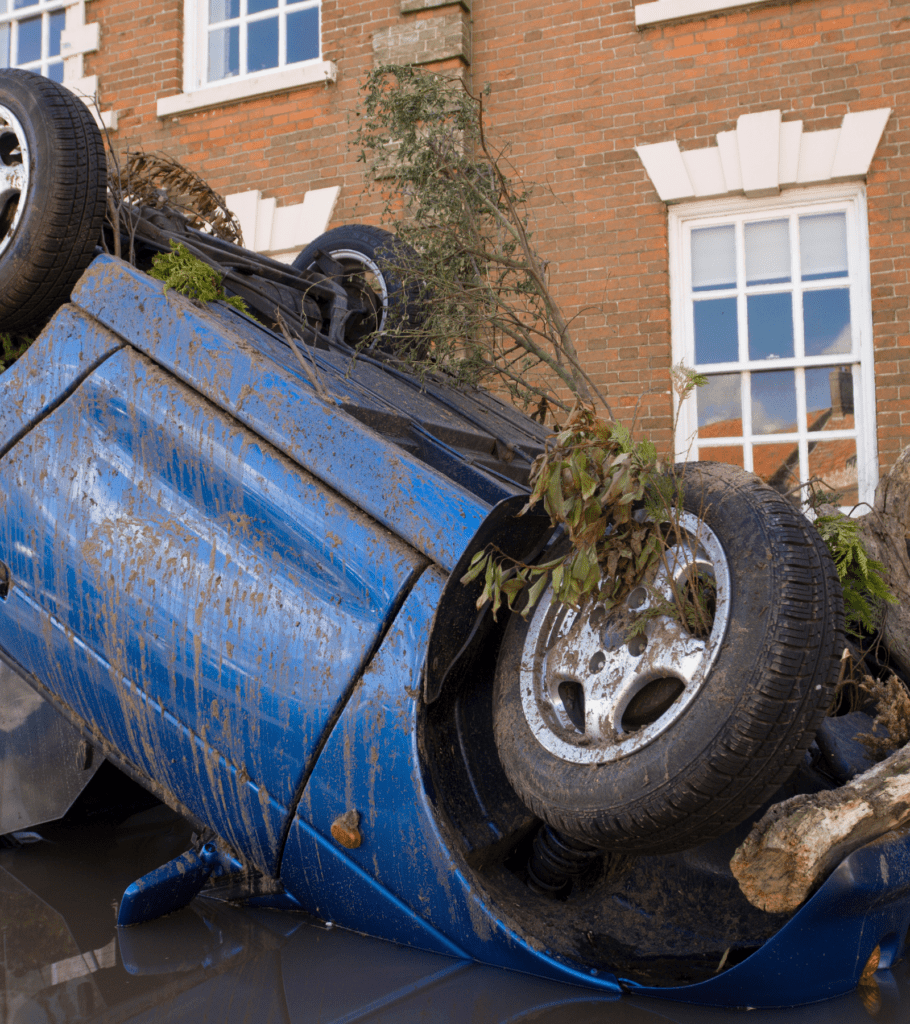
[519,512,731,765]
[321,248,390,332]
[0,105,29,259]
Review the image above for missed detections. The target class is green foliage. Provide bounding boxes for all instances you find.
[149,241,255,318]
[0,331,32,369]
[463,404,675,619]
[462,370,711,632]
[813,511,897,635]
[356,64,603,415]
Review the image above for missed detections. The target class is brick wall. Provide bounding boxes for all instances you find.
[87,0,909,469]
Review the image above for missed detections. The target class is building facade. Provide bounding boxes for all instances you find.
[10,0,907,506]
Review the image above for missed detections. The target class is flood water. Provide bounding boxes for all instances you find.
[1,802,906,1024]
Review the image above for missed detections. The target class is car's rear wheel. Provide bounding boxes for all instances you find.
[493,462,845,855]
[0,70,107,335]
[293,224,425,350]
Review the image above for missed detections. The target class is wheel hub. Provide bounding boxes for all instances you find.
[0,104,28,258]
[519,513,731,765]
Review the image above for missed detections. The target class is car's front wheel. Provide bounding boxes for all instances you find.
[493,462,844,855]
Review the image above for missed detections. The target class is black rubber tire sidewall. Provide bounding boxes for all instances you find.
[293,223,425,343]
[493,463,845,855]
[0,70,107,335]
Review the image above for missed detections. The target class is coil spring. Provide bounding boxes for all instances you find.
[526,825,601,898]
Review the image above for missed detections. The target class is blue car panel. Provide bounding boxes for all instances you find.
[0,320,425,870]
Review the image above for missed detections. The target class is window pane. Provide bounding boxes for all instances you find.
[751,369,797,434]
[698,445,744,468]
[16,15,40,64]
[49,10,64,58]
[803,288,851,358]
[805,366,854,430]
[13,0,38,9]
[696,373,741,433]
[745,219,790,285]
[0,1,7,14]
[753,442,800,495]
[0,25,9,67]
[694,297,737,365]
[808,439,858,507]
[747,292,793,361]
[208,25,239,81]
[691,225,736,291]
[46,60,63,83]
[248,16,278,72]
[209,0,240,22]
[249,0,278,12]
[287,6,319,63]
[800,213,848,280]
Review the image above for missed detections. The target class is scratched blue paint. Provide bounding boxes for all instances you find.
[282,568,623,993]
[0,304,122,453]
[70,257,490,573]
[0,342,423,871]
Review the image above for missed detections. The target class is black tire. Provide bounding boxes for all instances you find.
[493,462,845,855]
[0,70,106,335]
[293,224,425,349]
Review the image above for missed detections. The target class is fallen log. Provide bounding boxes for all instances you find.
[854,444,910,679]
[730,733,910,914]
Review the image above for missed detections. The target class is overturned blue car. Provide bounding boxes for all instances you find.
[0,68,908,1010]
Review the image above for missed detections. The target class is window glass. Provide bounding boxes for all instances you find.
[747,292,793,361]
[247,15,279,72]
[209,25,239,80]
[745,219,790,285]
[16,15,40,64]
[210,0,239,20]
[696,373,740,432]
[691,225,736,291]
[751,370,797,434]
[248,0,278,12]
[803,288,851,357]
[694,297,737,365]
[800,213,848,280]
[287,6,318,63]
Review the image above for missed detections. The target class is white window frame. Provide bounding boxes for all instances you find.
[670,183,878,511]
[158,0,335,117]
[1,0,69,83]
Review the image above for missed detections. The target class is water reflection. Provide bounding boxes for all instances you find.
[0,806,906,1023]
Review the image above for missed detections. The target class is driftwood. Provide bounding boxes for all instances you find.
[730,739,910,914]
[855,444,910,679]
[730,447,910,914]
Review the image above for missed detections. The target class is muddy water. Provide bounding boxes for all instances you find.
[0,805,905,1024]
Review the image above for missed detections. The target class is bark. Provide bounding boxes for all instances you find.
[730,741,910,914]
[855,445,910,678]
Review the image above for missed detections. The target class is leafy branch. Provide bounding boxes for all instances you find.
[148,241,255,318]
[355,64,611,417]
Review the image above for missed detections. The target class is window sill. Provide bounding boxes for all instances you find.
[156,61,337,118]
[635,0,797,29]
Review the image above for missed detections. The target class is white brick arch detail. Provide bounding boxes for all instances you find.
[636,108,891,204]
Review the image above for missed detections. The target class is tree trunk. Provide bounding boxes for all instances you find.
[855,445,910,678]
[730,740,910,914]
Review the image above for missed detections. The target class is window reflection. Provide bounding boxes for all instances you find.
[751,370,797,434]
[754,442,801,495]
[804,288,851,357]
[288,7,319,62]
[694,297,738,364]
[747,292,793,361]
[696,374,741,432]
[248,16,279,71]
[808,438,858,507]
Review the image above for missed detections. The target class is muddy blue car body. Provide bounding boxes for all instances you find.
[0,252,907,1010]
